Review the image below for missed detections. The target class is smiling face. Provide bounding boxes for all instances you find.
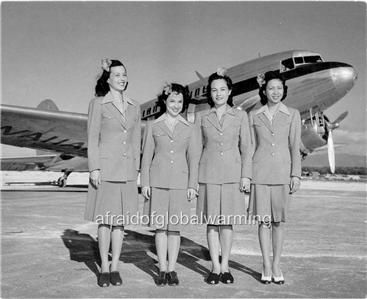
[210,79,231,108]
[264,79,284,105]
[165,91,183,117]
[107,65,128,92]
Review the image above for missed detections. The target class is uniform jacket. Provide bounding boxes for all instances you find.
[249,103,301,185]
[196,106,252,184]
[141,114,200,190]
[87,91,141,182]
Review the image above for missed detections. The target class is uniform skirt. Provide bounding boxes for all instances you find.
[196,183,247,225]
[143,187,191,232]
[85,180,139,226]
[247,184,290,223]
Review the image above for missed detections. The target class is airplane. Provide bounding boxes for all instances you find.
[1,50,357,187]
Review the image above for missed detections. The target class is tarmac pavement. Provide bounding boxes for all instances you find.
[1,181,366,298]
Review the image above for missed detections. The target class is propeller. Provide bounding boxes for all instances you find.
[327,131,335,174]
[325,111,348,174]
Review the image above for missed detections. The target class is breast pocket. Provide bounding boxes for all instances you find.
[102,110,114,119]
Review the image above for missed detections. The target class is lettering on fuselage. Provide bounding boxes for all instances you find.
[1,125,87,152]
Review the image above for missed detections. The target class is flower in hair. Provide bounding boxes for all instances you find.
[163,82,172,95]
[101,58,112,72]
[257,73,266,87]
[216,67,227,76]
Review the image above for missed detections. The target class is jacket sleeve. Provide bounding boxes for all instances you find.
[140,121,154,187]
[87,98,101,172]
[132,104,142,172]
[289,109,302,178]
[239,111,252,179]
[187,124,201,189]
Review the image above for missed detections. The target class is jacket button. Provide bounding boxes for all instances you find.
[170,160,174,164]
[124,130,127,133]
[220,152,224,156]
[271,133,275,136]
[170,140,174,143]
[170,150,174,154]
[271,153,275,156]
[271,143,275,146]
[123,141,126,145]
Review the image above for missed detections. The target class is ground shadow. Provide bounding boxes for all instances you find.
[61,228,259,284]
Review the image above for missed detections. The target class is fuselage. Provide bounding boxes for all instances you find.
[141,50,356,122]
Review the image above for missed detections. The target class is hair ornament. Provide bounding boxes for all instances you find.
[101,58,112,72]
[256,73,266,87]
[216,67,227,76]
[163,82,172,95]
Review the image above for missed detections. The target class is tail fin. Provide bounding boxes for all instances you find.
[37,99,59,111]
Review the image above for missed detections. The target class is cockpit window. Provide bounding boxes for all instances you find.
[280,58,294,72]
[304,55,323,63]
[294,57,304,64]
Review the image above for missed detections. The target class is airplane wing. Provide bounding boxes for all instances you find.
[0,154,88,172]
[1,104,87,157]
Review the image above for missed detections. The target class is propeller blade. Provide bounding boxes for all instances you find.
[327,131,335,174]
[332,111,348,125]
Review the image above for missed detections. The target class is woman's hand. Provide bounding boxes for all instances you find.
[290,176,301,194]
[240,177,251,193]
[142,186,151,199]
[187,188,198,201]
[89,170,101,188]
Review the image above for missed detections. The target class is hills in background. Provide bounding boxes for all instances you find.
[302,153,366,168]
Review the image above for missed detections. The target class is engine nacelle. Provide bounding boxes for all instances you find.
[300,110,329,158]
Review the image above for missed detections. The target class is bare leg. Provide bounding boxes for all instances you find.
[155,229,168,272]
[207,225,221,274]
[258,223,272,277]
[98,224,111,273]
[272,222,284,277]
[110,226,124,271]
[167,231,180,272]
[219,225,233,273]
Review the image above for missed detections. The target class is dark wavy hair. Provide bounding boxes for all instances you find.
[207,72,234,107]
[259,71,288,105]
[156,83,190,116]
[95,60,127,97]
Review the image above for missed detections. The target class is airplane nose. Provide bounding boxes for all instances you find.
[331,66,357,96]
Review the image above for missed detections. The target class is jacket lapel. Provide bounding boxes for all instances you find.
[206,112,223,132]
[105,103,127,128]
[222,108,237,131]
[158,121,174,139]
[257,113,274,133]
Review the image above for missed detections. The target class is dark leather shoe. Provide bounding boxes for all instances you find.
[156,271,167,286]
[272,272,285,285]
[221,272,234,284]
[98,272,110,287]
[206,272,220,285]
[110,271,122,286]
[167,271,179,286]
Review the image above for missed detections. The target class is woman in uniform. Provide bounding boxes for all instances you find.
[196,68,252,285]
[141,83,199,286]
[85,59,141,287]
[248,71,301,284]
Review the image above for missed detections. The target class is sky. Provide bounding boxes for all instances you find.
[1,1,366,159]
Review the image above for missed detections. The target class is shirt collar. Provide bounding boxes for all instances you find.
[101,91,136,106]
[209,105,236,116]
[255,103,290,116]
[153,113,190,126]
